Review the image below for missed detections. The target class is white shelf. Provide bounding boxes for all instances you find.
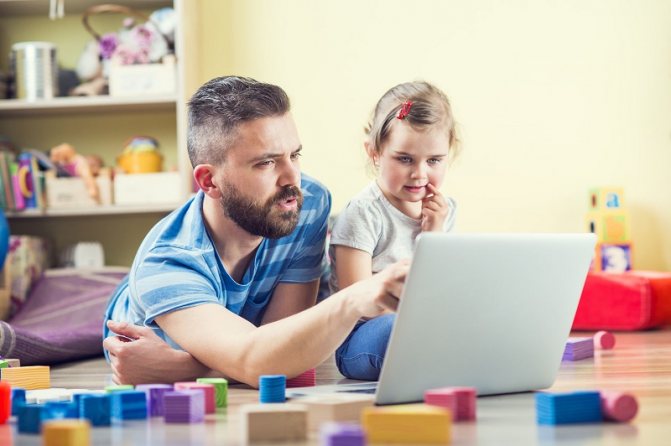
[0,95,178,116]
[5,202,180,218]
[0,0,171,16]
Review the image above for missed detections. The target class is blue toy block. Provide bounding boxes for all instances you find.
[536,391,602,425]
[80,394,112,426]
[11,388,26,416]
[17,404,56,434]
[110,390,147,421]
[45,401,78,419]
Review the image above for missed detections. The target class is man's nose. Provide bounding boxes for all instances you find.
[279,160,301,187]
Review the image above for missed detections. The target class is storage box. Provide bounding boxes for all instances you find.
[46,169,113,208]
[108,58,176,97]
[114,171,182,205]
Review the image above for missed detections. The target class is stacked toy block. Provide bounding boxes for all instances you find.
[424,386,477,421]
[586,187,632,272]
[536,390,638,424]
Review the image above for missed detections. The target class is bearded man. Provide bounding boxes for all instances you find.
[103,76,408,386]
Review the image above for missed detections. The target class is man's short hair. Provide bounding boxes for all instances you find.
[187,76,291,167]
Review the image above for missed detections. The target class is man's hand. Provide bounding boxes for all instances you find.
[421,183,450,232]
[104,321,212,385]
[345,259,410,319]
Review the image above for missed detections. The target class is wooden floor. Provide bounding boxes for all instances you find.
[2,328,670,445]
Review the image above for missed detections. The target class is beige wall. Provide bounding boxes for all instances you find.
[197,0,671,270]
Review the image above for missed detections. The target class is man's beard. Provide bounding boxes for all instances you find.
[219,182,303,239]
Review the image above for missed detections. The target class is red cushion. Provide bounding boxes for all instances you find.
[572,271,671,331]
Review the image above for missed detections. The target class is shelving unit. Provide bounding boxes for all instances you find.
[0,0,200,266]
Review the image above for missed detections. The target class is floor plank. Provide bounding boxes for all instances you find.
[2,328,670,445]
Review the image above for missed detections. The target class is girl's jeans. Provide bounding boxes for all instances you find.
[335,313,395,380]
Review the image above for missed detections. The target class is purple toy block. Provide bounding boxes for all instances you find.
[563,337,594,361]
[136,384,173,417]
[163,390,205,424]
[320,422,366,446]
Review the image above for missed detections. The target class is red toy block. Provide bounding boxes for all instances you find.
[0,381,10,424]
[573,271,671,330]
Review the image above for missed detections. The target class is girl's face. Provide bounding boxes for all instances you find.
[372,121,450,215]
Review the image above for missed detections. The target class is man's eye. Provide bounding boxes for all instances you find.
[290,152,302,160]
[257,160,274,167]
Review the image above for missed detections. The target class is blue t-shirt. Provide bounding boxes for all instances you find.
[104,174,331,350]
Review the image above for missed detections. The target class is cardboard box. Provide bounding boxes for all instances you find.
[46,169,113,208]
[108,58,176,97]
[114,171,182,205]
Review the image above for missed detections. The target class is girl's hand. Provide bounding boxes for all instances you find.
[421,183,450,232]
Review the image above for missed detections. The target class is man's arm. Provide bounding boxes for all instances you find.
[155,261,407,387]
[260,280,319,325]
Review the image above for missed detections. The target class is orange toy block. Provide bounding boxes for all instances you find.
[362,404,451,444]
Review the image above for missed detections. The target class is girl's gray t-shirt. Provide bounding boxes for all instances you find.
[328,181,456,292]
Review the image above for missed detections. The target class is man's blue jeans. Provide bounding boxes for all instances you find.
[335,313,395,381]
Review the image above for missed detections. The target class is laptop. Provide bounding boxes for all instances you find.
[287,232,596,405]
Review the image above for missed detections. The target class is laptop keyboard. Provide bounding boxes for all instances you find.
[336,387,377,394]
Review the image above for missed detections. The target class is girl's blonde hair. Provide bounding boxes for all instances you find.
[365,81,460,162]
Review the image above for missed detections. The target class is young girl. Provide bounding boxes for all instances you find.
[329,80,460,380]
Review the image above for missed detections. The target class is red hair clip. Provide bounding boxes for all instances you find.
[397,100,413,120]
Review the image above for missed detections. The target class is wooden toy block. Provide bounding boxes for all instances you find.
[0,365,50,390]
[4,358,20,367]
[293,393,374,430]
[0,360,8,368]
[424,387,457,415]
[362,404,451,444]
[11,387,26,416]
[589,187,624,210]
[286,368,317,388]
[0,381,9,424]
[43,419,91,446]
[563,337,594,361]
[197,377,228,408]
[586,210,631,244]
[594,331,616,350]
[105,384,134,393]
[536,391,602,424]
[110,390,147,421]
[240,403,308,443]
[320,422,367,446]
[259,374,286,403]
[135,384,173,417]
[80,394,112,426]
[174,382,215,414]
[163,390,205,424]
[593,243,633,273]
[27,388,71,404]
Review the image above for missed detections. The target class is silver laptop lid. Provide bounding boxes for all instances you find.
[376,233,596,405]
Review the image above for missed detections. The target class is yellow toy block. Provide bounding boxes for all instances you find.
[589,187,624,210]
[0,365,50,390]
[586,210,631,244]
[362,403,451,444]
[43,419,91,446]
[592,242,633,272]
[240,403,307,443]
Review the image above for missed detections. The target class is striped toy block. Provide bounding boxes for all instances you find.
[110,391,147,421]
[174,382,215,414]
[0,366,50,390]
[589,187,624,210]
[362,404,451,443]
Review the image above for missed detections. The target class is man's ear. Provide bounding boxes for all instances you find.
[193,164,221,198]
